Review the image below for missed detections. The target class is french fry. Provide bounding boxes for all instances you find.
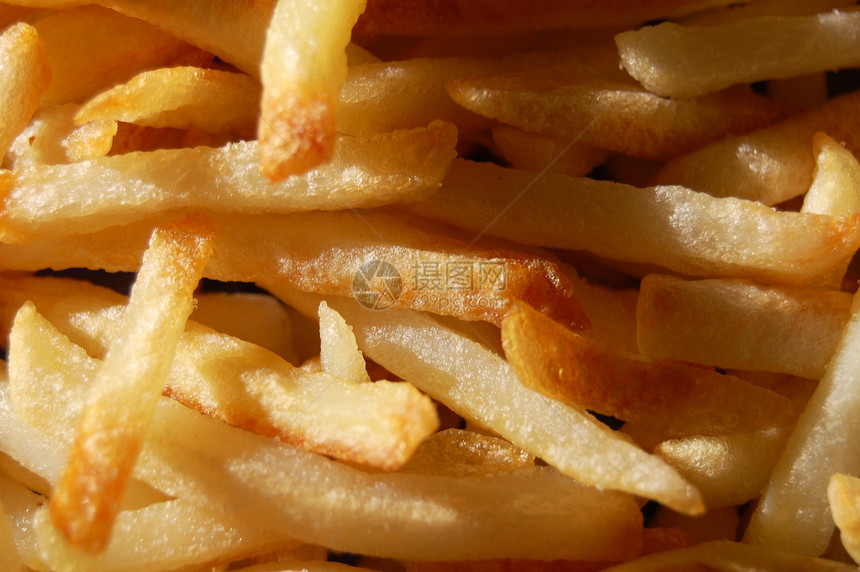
[275,289,703,516]
[490,126,609,178]
[654,89,860,205]
[0,121,458,242]
[0,498,23,572]
[399,428,534,477]
[802,132,860,216]
[0,22,50,162]
[617,10,860,99]
[5,104,117,169]
[33,6,192,105]
[501,301,797,438]
[828,473,860,565]
[636,274,852,380]
[49,215,214,553]
[319,300,371,385]
[0,211,589,330]
[405,159,860,287]
[257,0,366,180]
[0,469,43,569]
[743,284,860,555]
[75,66,260,137]
[447,76,787,161]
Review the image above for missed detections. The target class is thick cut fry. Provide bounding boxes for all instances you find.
[319,300,371,385]
[654,89,860,205]
[399,428,534,477]
[258,0,366,180]
[5,103,117,169]
[49,215,214,553]
[636,274,852,380]
[0,211,589,330]
[491,126,609,178]
[12,314,645,562]
[600,540,858,571]
[447,77,786,161]
[354,0,756,36]
[0,22,50,162]
[276,289,703,516]
[828,473,860,565]
[617,11,860,99]
[502,301,796,438]
[33,6,192,105]
[4,276,438,471]
[405,159,860,287]
[744,285,860,555]
[75,66,260,136]
[0,121,458,242]
[802,132,860,216]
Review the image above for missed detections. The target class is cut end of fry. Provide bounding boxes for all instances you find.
[258,90,338,182]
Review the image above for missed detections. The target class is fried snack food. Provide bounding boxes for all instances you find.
[2,0,860,570]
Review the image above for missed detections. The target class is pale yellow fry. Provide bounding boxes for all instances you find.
[744,285,860,555]
[654,89,860,206]
[16,314,645,562]
[33,6,191,105]
[828,473,860,565]
[491,125,608,178]
[636,274,853,380]
[447,76,786,161]
[75,66,259,135]
[399,429,534,478]
[0,498,23,572]
[406,159,860,288]
[258,0,366,180]
[617,11,860,99]
[319,300,371,385]
[601,540,858,571]
[5,104,116,170]
[0,121,458,242]
[0,22,50,161]
[0,470,43,570]
[803,132,860,216]
[275,289,704,516]
[49,215,214,553]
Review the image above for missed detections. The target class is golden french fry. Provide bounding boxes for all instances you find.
[399,428,534,477]
[0,498,22,572]
[257,0,366,180]
[0,22,50,162]
[802,132,860,216]
[75,66,260,136]
[447,76,786,161]
[0,121,458,242]
[636,274,853,380]
[828,473,860,565]
[501,301,797,438]
[49,215,214,553]
[34,6,192,105]
[491,126,609,178]
[0,211,589,330]
[744,285,860,555]
[319,300,371,385]
[275,289,703,516]
[406,159,860,288]
[654,89,860,206]
[617,11,860,99]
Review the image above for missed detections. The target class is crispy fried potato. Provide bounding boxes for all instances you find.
[75,66,260,137]
[257,0,366,180]
[33,6,192,105]
[447,77,786,161]
[49,215,214,553]
[744,286,860,555]
[617,11,860,99]
[406,159,860,287]
[0,122,458,242]
[828,473,860,565]
[490,126,609,178]
[654,89,860,205]
[0,22,50,162]
[399,428,534,477]
[0,211,589,330]
[803,132,860,216]
[502,301,796,438]
[636,274,852,380]
[4,103,116,169]
[0,498,22,572]
[276,289,703,516]
[319,300,371,385]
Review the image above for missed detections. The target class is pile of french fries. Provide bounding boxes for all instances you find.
[3,0,860,570]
